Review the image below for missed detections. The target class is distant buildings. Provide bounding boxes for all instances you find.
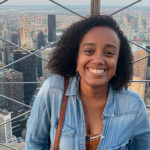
[0,69,24,111]
[48,15,56,42]
[0,69,25,137]
[0,109,13,143]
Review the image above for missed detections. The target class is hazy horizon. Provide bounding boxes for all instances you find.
[1,0,150,6]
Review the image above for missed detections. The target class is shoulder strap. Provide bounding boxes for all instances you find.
[53,77,69,150]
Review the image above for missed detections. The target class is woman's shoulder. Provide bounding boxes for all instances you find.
[114,88,146,114]
[116,88,141,100]
[44,74,65,90]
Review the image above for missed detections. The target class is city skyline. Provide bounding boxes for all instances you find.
[1,0,150,6]
[0,1,150,148]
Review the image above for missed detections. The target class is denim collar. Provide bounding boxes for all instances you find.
[66,75,115,116]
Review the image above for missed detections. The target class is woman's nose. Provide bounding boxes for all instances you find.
[92,53,105,64]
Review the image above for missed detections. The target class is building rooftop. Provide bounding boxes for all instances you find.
[0,109,10,116]
[0,142,25,150]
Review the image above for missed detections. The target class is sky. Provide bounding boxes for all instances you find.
[1,0,150,6]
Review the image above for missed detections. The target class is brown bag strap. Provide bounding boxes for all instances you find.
[53,77,69,150]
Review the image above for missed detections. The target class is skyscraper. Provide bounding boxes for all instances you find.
[133,49,148,80]
[0,69,24,111]
[145,46,150,105]
[0,69,24,137]
[0,109,13,143]
[41,47,53,79]
[2,45,16,65]
[128,76,145,100]
[13,49,37,105]
[131,49,148,101]
[19,14,32,48]
[48,15,56,42]
[11,31,19,45]
[0,47,2,61]
[36,30,46,77]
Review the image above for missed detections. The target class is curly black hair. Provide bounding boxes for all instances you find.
[48,15,133,91]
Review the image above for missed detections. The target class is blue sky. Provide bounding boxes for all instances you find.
[2,0,150,6]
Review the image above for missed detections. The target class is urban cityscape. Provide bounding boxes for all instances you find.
[0,2,150,149]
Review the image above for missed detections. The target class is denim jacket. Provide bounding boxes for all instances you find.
[25,74,150,150]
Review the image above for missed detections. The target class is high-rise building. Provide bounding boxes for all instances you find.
[0,47,2,61]
[36,30,46,77]
[13,49,37,105]
[2,45,16,65]
[132,49,148,100]
[48,15,56,42]
[0,109,13,143]
[145,46,150,105]
[11,31,19,45]
[128,76,145,100]
[133,49,148,80]
[0,61,5,68]
[0,69,24,111]
[41,47,53,79]
[19,14,32,48]
[0,69,25,137]
[1,24,11,46]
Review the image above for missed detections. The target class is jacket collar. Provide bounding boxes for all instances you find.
[66,75,80,96]
[66,75,115,116]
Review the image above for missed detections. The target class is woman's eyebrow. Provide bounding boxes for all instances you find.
[105,44,117,49]
[82,43,95,47]
[81,43,118,49]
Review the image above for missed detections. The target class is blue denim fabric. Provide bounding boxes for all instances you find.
[25,74,150,150]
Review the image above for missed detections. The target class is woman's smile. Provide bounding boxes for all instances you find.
[88,68,105,74]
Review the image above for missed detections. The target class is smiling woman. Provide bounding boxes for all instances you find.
[25,15,150,150]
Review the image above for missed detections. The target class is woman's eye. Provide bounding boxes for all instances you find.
[84,49,94,54]
[105,51,115,56]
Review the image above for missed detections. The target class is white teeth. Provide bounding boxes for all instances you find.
[88,68,104,74]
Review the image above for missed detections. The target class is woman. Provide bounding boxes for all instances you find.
[25,15,150,150]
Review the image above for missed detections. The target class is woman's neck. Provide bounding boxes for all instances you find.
[79,80,109,105]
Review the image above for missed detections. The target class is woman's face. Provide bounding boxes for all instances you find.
[77,26,120,89]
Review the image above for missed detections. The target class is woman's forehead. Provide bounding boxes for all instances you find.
[79,26,120,49]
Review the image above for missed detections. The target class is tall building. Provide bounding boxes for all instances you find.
[0,69,24,111]
[145,46,150,105]
[1,23,16,65]
[128,76,145,100]
[1,24,11,46]
[19,14,32,48]
[0,109,13,143]
[11,31,19,45]
[2,45,16,65]
[133,49,148,80]
[41,47,53,79]
[132,49,148,100]
[13,49,37,105]
[0,47,2,61]
[0,69,25,137]
[48,15,56,42]
[0,61,5,68]
[36,30,46,77]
